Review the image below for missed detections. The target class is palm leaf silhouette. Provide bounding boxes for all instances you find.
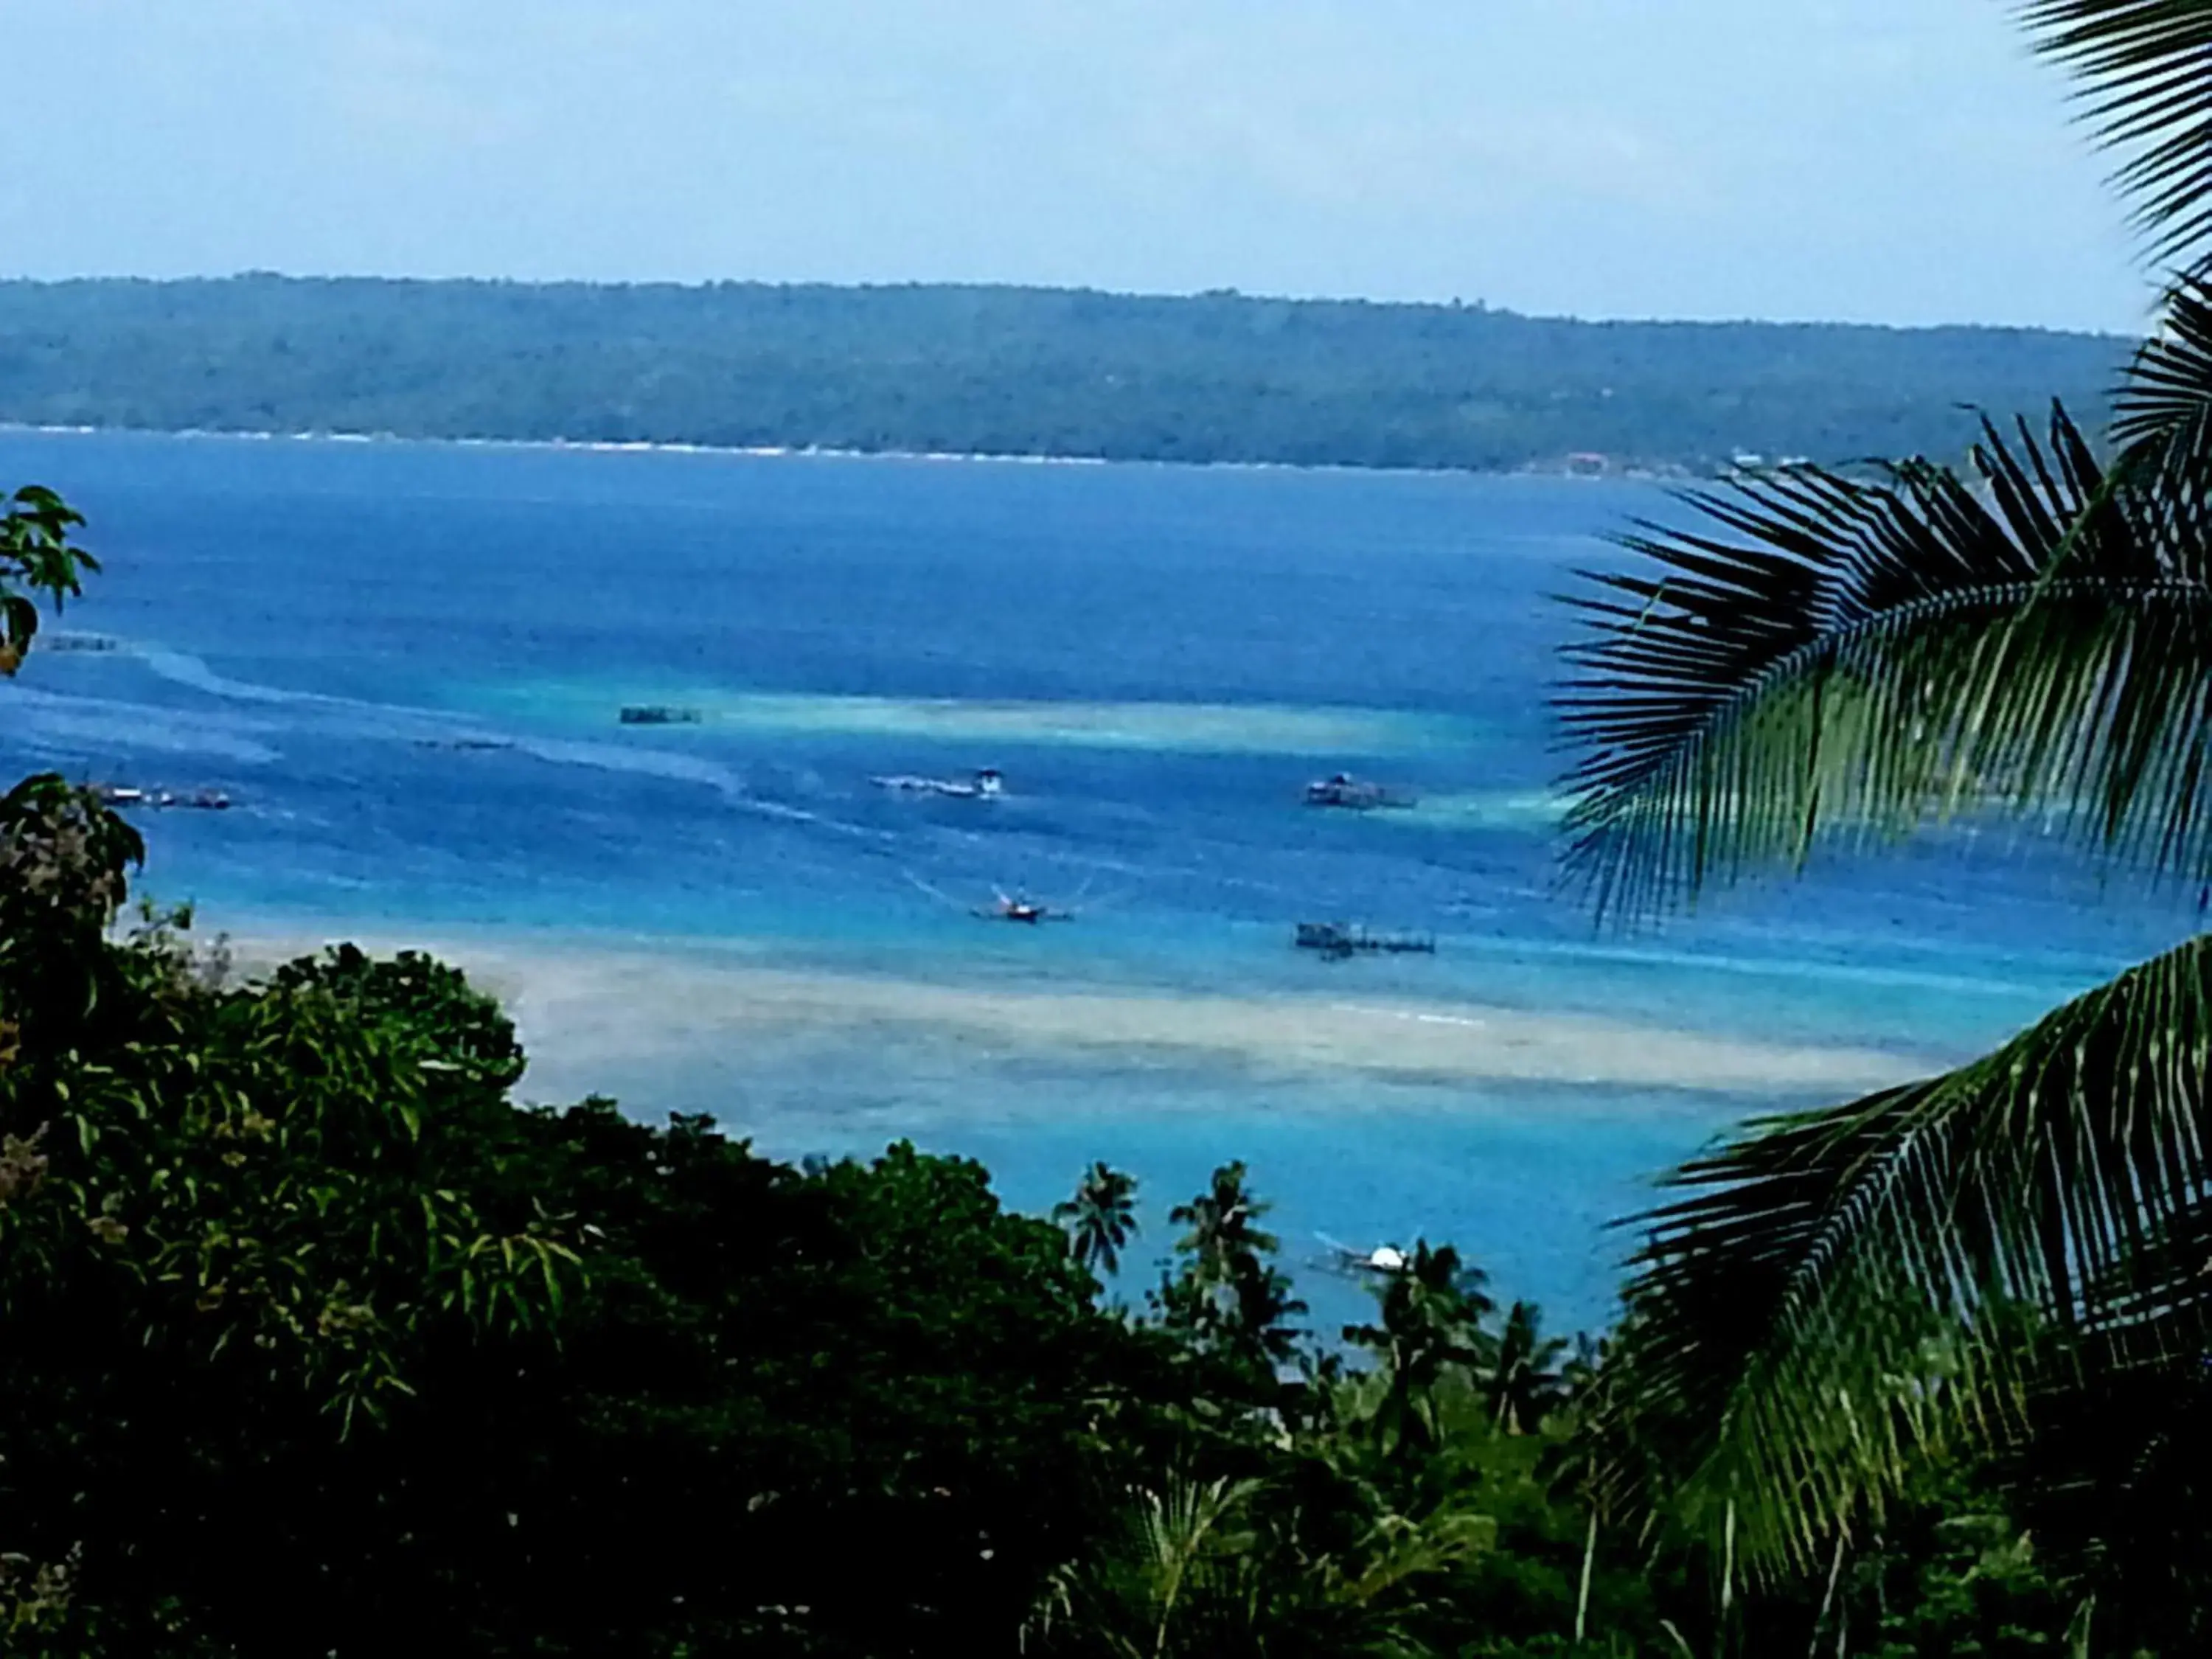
[2023,1,2212,274]
[1562,403,2212,920]
[1550,0,2212,1620]
[1586,937,2212,1570]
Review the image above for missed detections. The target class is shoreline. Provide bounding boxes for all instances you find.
[218,923,1927,1102]
[0,420,1694,484]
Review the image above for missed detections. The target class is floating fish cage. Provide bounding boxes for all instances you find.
[619,705,704,726]
[1304,776,1416,810]
[1294,922,1437,960]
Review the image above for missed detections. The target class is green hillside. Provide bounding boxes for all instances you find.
[0,275,2133,473]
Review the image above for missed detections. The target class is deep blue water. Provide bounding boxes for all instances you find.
[0,429,2195,1331]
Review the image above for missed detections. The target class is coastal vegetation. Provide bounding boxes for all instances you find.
[0,740,2078,1652]
[0,275,2126,477]
[9,2,2212,1653]
[0,487,2109,1653]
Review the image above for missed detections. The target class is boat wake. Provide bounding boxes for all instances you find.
[60,642,898,840]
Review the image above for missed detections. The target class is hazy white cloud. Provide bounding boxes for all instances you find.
[1,0,2148,330]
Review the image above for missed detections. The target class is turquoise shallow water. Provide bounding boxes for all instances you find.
[0,429,2196,1331]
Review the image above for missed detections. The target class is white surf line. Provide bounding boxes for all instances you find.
[1320,995,1927,1091]
[1,419,1638,481]
[1331,1002,1490,1030]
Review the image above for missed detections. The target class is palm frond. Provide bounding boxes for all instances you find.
[2115,279,2212,568]
[1318,1506,1497,1608]
[1559,403,2212,920]
[1026,1475,1264,1659]
[2000,1239,2212,1655]
[2120,277,2212,450]
[1591,934,2212,1574]
[2022,1,2212,273]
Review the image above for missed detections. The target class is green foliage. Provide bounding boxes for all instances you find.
[1582,938,2212,1586]
[1489,1301,1571,1437]
[1344,1242,1494,1461]
[1026,1419,1508,1658]
[1024,1203,1713,1659]
[0,893,585,1652]
[0,734,2084,1652]
[1549,380,2212,1629]
[0,275,2132,474]
[12,13,2202,1632]
[1057,1160,1141,1277]
[1554,400,2212,919]
[0,773,145,1038]
[0,706,1183,1653]
[1549,1,2212,1642]
[1852,1509,2079,1659]
[0,484,95,675]
[0,853,2105,1653]
[0,910,1186,1653]
[415,1110,1170,1657]
[1154,1161,1308,1388]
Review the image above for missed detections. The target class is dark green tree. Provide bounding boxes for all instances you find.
[1170,1161,1276,1274]
[1157,1163,1307,1381]
[1343,1242,1494,1461]
[1056,1161,1141,1277]
[1485,1301,1569,1436]
[0,484,96,677]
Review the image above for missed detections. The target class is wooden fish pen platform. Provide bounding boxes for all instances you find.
[1304,774,1417,810]
[619,705,703,726]
[1294,922,1438,961]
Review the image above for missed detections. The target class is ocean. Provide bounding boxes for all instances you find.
[0,428,2194,1334]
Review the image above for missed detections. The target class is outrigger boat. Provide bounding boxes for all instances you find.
[1317,1235,1411,1278]
[873,767,1004,801]
[902,870,1088,924]
[975,888,1074,924]
[1304,773,1415,810]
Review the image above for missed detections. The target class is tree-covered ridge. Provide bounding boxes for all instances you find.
[0,275,2133,474]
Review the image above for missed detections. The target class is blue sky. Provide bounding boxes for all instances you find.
[2,0,2155,331]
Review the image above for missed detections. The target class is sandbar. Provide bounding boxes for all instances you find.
[223,928,1925,1099]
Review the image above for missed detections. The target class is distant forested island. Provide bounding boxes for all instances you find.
[0,275,2134,474]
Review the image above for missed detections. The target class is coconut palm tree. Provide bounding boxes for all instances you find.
[1169,1161,1278,1276]
[1484,1300,1569,1436]
[1056,1161,1141,1276]
[1553,0,2212,1610]
[1159,1163,1307,1375]
[1344,1242,1494,1460]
